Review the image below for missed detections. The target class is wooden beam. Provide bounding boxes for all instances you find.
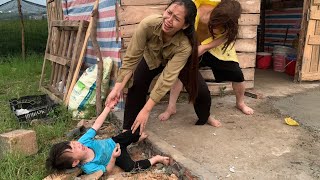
[316,22,320,35]
[40,86,62,104]
[47,85,64,99]
[301,20,316,74]
[51,20,89,28]
[149,79,254,95]
[239,14,260,25]
[119,6,260,26]
[120,50,256,68]
[45,53,70,65]
[235,39,257,52]
[89,3,104,116]
[300,73,320,81]
[119,5,166,26]
[310,6,320,20]
[64,21,85,100]
[308,35,320,45]
[200,68,255,81]
[236,0,260,14]
[238,25,257,39]
[120,0,260,13]
[123,38,257,52]
[121,24,258,39]
[237,52,256,68]
[120,24,136,38]
[295,0,311,82]
[310,42,319,73]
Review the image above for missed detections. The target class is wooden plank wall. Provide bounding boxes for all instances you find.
[299,0,320,81]
[118,0,260,95]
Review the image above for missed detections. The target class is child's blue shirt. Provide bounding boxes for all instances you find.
[78,128,116,174]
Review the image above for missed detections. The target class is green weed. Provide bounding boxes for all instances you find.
[0,53,44,132]
[0,55,74,179]
[0,152,46,180]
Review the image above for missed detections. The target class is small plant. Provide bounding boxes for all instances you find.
[219,86,227,97]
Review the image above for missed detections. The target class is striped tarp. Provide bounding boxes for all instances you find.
[264,7,302,52]
[62,0,124,110]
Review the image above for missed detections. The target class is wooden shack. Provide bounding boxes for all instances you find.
[45,0,320,98]
[258,0,320,82]
[118,0,260,95]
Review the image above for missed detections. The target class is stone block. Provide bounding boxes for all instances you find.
[0,129,38,158]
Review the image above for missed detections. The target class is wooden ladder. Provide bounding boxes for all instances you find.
[39,20,89,102]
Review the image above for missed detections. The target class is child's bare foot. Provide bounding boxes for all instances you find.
[138,132,148,142]
[237,103,254,115]
[207,116,221,127]
[150,155,170,166]
[158,156,170,165]
[158,108,176,121]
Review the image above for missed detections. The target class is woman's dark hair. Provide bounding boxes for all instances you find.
[208,0,242,53]
[46,141,74,173]
[167,0,198,103]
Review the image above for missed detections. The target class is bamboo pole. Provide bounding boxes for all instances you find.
[64,0,100,105]
[17,0,25,61]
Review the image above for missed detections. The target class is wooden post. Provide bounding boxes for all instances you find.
[89,1,104,116]
[259,0,265,52]
[294,0,310,82]
[64,0,100,105]
[17,0,25,61]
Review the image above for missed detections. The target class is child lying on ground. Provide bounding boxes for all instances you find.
[46,101,170,176]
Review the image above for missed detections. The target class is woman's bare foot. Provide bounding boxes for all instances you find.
[158,108,176,121]
[149,155,170,166]
[237,103,254,115]
[207,116,221,127]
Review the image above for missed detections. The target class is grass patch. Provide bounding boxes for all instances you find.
[0,20,48,56]
[0,54,75,180]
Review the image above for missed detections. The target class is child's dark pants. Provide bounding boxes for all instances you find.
[111,130,150,172]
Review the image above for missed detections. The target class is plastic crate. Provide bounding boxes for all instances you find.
[9,95,57,122]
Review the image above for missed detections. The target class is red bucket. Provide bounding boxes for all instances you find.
[285,56,297,76]
[256,52,272,69]
[273,53,286,72]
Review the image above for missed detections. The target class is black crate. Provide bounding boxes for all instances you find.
[9,95,57,122]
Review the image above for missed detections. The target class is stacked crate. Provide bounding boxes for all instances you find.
[118,0,260,95]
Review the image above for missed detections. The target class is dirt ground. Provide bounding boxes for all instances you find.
[143,70,320,179]
[80,70,320,180]
[77,122,178,180]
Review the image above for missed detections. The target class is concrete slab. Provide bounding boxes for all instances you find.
[273,87,320,132]
[114,69,320,179]
[146,131,217,180]
[254,69,319,97]
[148,98,319,179]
